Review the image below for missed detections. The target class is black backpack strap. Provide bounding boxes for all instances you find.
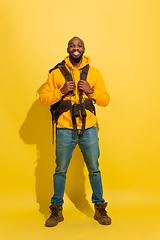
[49,60,65,75]
[58,64,73,82]
[80,64,89,80]
[78,64,90,136]
[49,60,73,83]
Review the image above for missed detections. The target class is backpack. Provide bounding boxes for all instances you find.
[49,60,95,138]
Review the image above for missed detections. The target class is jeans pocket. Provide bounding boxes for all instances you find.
[56,128,72,146]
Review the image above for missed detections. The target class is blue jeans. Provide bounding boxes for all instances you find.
[51,127,105,207]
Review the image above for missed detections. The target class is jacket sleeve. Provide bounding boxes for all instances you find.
[39,70,64,106]
[89,69,110,107]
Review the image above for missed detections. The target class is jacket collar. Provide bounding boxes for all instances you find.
[64,55,90,70]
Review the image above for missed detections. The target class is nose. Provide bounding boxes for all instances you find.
[73,47,79,51]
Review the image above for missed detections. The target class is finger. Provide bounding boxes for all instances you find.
[78,81,83,86]
[78,86,84,90]
[69,84,75,89]
[68,82,75,87]
[69,86,75,91]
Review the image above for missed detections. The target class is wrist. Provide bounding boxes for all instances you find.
[90,88,94,94]
[60,88,65,95]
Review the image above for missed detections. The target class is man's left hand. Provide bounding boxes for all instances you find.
[78,80,94,94]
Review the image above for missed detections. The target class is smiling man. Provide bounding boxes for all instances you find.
[68,37,85,62]
[39,36,111,227]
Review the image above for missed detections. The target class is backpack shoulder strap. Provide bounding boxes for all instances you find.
[80,64,89,81]
[58,64,73,81]
[79,64,89,98]
[49,60,73,82]
[49,61,89,82]
[48,60,65,74]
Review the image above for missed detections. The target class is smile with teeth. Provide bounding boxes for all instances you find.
[72,51,80,56]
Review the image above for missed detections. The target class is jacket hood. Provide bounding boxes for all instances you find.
[64,55,90,70]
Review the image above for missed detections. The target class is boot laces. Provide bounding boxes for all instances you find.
[99,207,107,216]
[49,208,59,218]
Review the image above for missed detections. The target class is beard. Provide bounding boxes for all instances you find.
[69,51,84,63]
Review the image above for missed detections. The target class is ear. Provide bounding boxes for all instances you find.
[67,48,69,53]
[84,48,85,53]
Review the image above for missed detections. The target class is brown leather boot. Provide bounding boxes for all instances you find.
[45,204,64,227]
[94,202,111,225]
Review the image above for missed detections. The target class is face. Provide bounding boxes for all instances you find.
[67,37,85,63]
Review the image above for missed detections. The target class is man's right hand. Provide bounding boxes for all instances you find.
[60,82,76,94]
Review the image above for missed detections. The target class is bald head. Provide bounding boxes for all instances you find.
[68,36,85,48]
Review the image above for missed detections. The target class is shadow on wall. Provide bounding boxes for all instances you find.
[19,85,94,219]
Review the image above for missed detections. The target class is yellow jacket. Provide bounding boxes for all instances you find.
[39,55,110,129]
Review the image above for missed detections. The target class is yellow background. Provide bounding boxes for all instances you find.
[1,0,160,239]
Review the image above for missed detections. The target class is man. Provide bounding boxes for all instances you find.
[39,36,111,227]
